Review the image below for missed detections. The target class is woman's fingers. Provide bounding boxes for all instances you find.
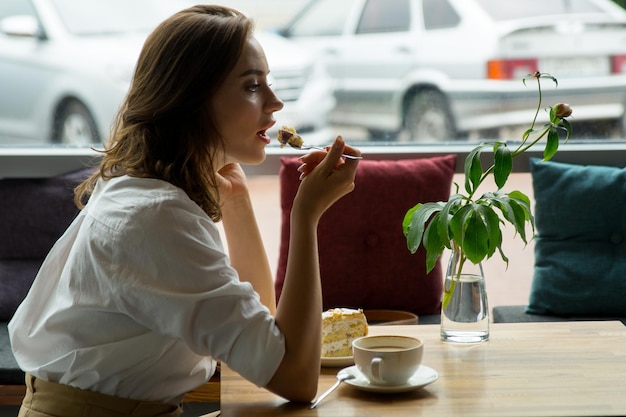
[297,136,360,179]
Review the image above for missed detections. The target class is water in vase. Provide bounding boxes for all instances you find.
[441,273,489,343]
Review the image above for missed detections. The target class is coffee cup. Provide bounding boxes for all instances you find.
[352,335,423,386]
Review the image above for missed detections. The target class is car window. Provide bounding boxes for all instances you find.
[50,0,178,35]
[0,0,35,21]
[356,0,410,34]
[422,0,460,30]
[476,0,603,20]
[284,0,353,37]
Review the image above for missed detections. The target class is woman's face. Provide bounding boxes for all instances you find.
[211,36,284,167]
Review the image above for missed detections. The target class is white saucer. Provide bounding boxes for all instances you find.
[321,355,354,367]
[337,365,438,393]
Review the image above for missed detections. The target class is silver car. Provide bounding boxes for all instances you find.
[0,0,334,146]
[279,0,626,142]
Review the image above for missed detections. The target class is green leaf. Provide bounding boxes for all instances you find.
[423,217,446,273]
[464,144,487,194]
[488,193,519,229]
[484,190,533,245]
[462,210,489,264]
[544,128,560,161]
[402,204,420,235]
[493,143,513,189]
[522,128,534,142]
[507,199,530,243]
[549,105,556,121]
[437,194,464,247]
[537,72,558,86]
[403,202,444,253]
[509,190,535,233]
[559,118,573,141]
[450,204,489,264]
[496,244,510,267]
[508,190,531,210]
[482,205,503,259]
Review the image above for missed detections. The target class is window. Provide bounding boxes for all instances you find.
[476,0,602,20]
[0,0,625,178]
[356,0,411,34]
[283,0,353,37]
[0,0,34,20]
[52,0,179,35]
[422,0,460,30]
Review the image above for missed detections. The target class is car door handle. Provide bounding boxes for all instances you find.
[395,45,412,54]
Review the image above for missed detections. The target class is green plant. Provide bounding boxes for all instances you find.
[402,72,573,286]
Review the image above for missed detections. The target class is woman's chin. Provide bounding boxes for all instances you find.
[241,151,267,166]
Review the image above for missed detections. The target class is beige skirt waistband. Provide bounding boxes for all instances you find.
[20,373,182,417]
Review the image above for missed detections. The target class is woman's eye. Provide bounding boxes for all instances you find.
[246,82,272,93]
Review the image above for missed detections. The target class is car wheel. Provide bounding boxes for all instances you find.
[405,90,456,142]
[53,100,101,146]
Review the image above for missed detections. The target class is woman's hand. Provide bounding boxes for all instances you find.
[292,136,361,222]
[217,163,248,205]
[296,138,361,180]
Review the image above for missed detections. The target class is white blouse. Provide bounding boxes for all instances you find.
[9,175,285,404]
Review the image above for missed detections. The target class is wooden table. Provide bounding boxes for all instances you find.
[221,321,626,416]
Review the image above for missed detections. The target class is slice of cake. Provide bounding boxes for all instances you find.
[321,308,368,357]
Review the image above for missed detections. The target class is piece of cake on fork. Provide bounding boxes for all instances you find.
[277,125,304,149]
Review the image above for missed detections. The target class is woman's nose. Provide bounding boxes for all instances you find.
[268,90,284,113]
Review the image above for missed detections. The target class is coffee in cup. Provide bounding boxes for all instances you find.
[352,335,423,386]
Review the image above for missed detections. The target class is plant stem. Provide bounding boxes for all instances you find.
[527,74,543,134]
[466,73,552,198]
[512,128,550,155]
[451,241,466,280]
[443,243,466,309]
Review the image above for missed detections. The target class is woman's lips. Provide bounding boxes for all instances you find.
[257,129,271,145]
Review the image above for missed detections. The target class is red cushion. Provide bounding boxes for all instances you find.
[275,155,457,315]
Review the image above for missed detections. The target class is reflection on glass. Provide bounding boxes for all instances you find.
[280,0,626,144]
[1,0,626,148]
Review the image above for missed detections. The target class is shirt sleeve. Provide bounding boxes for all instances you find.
[103,193,285,388]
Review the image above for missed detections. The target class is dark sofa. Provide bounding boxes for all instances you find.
[492,305,626,325]
[0,168,93,392]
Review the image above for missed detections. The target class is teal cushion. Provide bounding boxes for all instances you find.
[526,158,626,316]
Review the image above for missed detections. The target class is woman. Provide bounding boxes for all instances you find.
[9,5,360,416]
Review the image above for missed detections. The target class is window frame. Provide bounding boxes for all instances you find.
[1,143,624,178]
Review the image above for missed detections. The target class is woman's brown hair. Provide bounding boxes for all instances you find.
[75,5,254,221]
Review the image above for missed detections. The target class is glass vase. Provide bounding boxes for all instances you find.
[440,248,489,343]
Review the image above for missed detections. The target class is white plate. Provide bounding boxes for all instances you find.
[337,365,438,393]
[321,355,354,367]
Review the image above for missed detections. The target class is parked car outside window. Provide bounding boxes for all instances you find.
[279,0,626,143]
[0,0,334,146]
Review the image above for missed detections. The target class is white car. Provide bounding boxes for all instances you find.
[279,0,626,142]
[0,0,334,146]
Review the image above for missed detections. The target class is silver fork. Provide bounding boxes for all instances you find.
[309,373,356,409]
[299,146,363,160]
